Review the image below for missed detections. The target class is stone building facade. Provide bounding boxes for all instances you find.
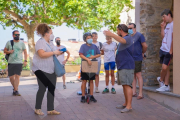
[136,0,173,86]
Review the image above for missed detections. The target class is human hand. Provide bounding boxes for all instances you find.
[9,50,14,54]
[62,60,67,65]
[87,59,92,66]
[103,29,113,37]
[88,55,95,59]
[160,21,166,29]
[23,61,27,67]
[53,50,62,55]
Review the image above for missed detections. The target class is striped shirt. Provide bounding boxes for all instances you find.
[32,38,56,74]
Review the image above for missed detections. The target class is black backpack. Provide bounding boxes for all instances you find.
[5,40,14,61]
[99,42,102,50]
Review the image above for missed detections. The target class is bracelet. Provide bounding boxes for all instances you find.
[24,60,27,62]
[53,51,55,55]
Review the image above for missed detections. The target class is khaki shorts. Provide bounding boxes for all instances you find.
[134,61,142,73]
[117,69,134,88]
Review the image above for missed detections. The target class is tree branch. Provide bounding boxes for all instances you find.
[3,9,29,27]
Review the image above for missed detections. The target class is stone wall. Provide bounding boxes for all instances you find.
[140,0,173,86]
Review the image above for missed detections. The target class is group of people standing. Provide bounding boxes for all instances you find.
[3,8,173,115]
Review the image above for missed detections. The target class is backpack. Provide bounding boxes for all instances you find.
[99,42,102,50]
[5,40,14,61]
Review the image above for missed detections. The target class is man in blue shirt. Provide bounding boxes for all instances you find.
[128,23,147,100]
[104,24,134,113]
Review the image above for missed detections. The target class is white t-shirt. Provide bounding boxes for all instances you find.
[55,45,66,64]
[102,42,117,63]
[160,21,173,52]
[92,41,101,62]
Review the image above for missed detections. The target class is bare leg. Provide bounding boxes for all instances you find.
[81,80,87,96]
[136,72,143,97]
[95,75,99,88]
[9,75,15,90]
[105,70,109,86]
[62,74,66,85]
[160,64,168,82]
[123,86,127,106]
[124,85,133,109]
[14,75,20,91]
[111,70,115,86]
[90,81,94,95]
[164,67,170,85]
[132,74,137,95]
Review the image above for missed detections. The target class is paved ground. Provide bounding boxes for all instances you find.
[0,73,180,120]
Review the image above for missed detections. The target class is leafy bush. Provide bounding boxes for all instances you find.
[0,52,8,70]
[22,60,30,70]
[67,57,81,65]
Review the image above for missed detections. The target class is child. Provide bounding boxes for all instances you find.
[79,32,101,103]
[92,32,103,93]
[101,36,117,94]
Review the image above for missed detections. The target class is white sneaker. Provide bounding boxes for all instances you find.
[157,77,164,87]
[95,87,100,93]
[156,85,171,92]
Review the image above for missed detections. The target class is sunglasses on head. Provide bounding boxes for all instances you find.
[14,34,20,36]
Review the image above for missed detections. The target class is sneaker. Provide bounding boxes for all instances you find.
[63,85,66,89]
[81,96,86,103]
[157,77,164,87]
[111,88,116,94]
[102,88,109,94]
[156,85,170,92]
[13,91,16,96]
[90,96,97,102]
[14,91,21,96]
[95,87,100,93]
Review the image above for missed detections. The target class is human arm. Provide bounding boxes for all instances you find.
[37,49,62,58]
[79,54,92,66]
[161,21,166,38]
[62,50,70,64]
[103,30,126,44]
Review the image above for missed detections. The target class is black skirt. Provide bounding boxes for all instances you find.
[81,71,95,80]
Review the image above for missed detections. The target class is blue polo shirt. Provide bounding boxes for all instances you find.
[116,35,135,70]
[131,32,145,61]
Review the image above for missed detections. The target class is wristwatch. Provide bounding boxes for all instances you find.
[24,60,27,62]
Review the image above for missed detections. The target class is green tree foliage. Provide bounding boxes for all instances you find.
[0,0,133,31]
[0,0,133,71]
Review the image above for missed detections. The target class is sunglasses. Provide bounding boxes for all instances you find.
[14,34,20,36]
[128,28,133,30]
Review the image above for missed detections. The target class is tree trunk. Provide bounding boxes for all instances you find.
[25,24,37,75]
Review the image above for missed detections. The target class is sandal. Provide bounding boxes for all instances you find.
[47,110,61,115]
[132,93,137,97]
[137,96,144,100]
[34,109,44,116]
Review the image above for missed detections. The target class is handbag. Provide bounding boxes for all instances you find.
[46,43,65,77]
